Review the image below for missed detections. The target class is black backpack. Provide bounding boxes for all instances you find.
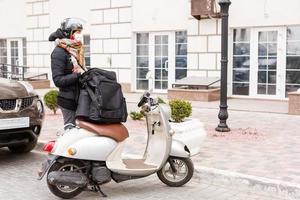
[76,68,128,123]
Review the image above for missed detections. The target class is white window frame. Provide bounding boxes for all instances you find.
[285,26,300,96]
[229,27,287,100]
[5,38,24,79]
[83,35,90,68]
[7,38,23,66]
[134,32,150,92]
[251,27,286,100]
[134,32,177,93]
[149,32,175,93]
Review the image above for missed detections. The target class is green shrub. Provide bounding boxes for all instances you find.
[130,111,144,120]
[44,90,59,114]
[169,99,192,123]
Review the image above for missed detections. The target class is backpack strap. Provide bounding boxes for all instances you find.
[85,84,102,109]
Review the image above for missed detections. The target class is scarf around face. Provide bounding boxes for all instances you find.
[55,38,85,69]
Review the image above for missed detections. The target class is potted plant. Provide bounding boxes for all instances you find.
[130,111,144,120]
[169,99,192,123]
[44,90,59,114]
[168,99,206,154]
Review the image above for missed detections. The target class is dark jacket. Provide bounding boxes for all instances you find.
[49,29,80,110]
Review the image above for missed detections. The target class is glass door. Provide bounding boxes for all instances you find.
[135,32,185,92]
[0,39,8,78]
[149,32,175,93]
[252,28,285,99]
[7,39,24,79]
[154,34,169,91]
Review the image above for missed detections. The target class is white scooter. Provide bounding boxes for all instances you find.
[38,91,206,199]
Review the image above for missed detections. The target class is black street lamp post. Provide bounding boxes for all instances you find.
[216,0,231,132]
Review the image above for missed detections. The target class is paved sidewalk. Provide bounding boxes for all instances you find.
[0,149,288,200]
[37,89,300,196]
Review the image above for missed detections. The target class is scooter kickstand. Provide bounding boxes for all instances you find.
[95,185,108,198]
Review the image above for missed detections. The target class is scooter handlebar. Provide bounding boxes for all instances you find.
[137,91,150,107]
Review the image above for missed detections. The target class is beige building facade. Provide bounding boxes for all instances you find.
[0,0,299,100]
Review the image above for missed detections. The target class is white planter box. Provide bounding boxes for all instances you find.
[170,118,207,156]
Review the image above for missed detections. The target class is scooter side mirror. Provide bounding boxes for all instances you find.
[146,71,152,80]
[138,91,152,107]
[145,70,153,93]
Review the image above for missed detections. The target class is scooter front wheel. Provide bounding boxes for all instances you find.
[47,160,85,199]
[157,156,194,187]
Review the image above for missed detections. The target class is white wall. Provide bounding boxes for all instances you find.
[89,0,132,86]
[230,0,300,27]
[132,0,188,32]
[0,0,26,38]
[49,0,92,35]
[132,0,300,31]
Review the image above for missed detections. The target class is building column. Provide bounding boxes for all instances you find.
[90,0,133,92]
[25,0,51,78]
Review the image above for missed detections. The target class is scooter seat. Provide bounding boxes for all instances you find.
[75,119,129,142]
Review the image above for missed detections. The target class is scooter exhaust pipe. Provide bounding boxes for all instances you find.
[48,171,88,188]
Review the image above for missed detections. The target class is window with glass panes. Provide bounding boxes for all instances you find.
[232,29,250,95]
[175,31,187,80]
[154,35,168,89]
[286,26,300,95]
[10,41,19,76]
[257,31,278,95]
[0,39,7,77]
[22,38,27,66]
[10,41,18,65]
[0,39,7,64]
[84,35,90,68]
[136,33,149,90]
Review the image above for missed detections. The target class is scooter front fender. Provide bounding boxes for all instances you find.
[170,118,206,157]
[170,140,190,158]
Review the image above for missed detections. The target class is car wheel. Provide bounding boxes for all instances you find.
[8,139,37,153]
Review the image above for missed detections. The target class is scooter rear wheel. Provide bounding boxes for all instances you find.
[47,160,85,199]
[157,156,194,187]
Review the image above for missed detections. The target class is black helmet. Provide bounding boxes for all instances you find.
[60,18,83,38]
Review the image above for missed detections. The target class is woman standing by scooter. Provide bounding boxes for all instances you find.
[49,18,85,129]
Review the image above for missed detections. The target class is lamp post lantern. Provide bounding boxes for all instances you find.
[216,0,231,132]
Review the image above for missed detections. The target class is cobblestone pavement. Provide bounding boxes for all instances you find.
[0,149,288,200]
[36,90,300,185]
[193,108,300,184]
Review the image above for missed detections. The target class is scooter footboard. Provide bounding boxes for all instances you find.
[170,119,206,157]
